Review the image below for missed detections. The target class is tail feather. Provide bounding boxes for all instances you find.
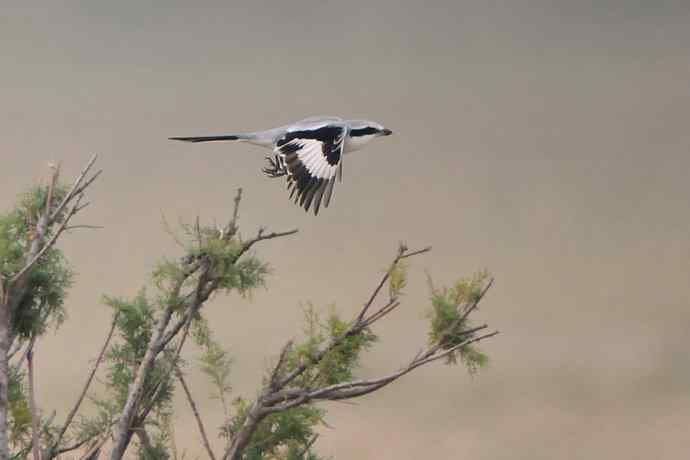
[169,135,242,143]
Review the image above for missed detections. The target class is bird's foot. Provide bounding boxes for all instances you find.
[262,155,288,178]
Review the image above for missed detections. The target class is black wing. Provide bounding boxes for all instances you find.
[272,125,345,215]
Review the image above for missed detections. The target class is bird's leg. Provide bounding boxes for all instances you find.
[262,155,288,178]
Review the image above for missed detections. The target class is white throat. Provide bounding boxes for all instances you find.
[344,134,376,154]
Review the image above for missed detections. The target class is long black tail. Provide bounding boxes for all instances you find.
[169,135,240,143]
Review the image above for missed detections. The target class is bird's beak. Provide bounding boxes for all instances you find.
[381,128,393,136]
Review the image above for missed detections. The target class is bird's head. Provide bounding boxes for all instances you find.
[346,120,392,151]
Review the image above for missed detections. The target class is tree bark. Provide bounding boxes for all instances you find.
[223,402,265,460]
[177,372,216,460]
[109,307,173,459]
[0,290,9,460]
[27,345,41,460]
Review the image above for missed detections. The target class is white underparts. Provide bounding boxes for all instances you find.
[343,134,376,153]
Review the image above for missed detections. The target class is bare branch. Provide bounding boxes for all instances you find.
[50,313,119,456]
[399,246,432,260]
[135,427,154,455]
[44,163,60,217]
[238,228,299,258]
[111,213,293,458]
[64,224,103,231]
[54,436,92,455]
[137,318,193,424]
[177,371,216,460]
[224,188,243,239]
[356,244,430,323]
[8,339,26,361]
[156,258,212,351]
[10,193,84,285]
[109,297,179,459]
[298,434,319,459]
[264,330,499,413]
[423,277,496,359]
[12,412,56,460]
[269,341,292,391]
[222,400,265,460]
[412,331,499,368]
[77,428,112,460]
[26,337,41,460]
[79,436,107,460]
[359,300,401,329]
[49,154,98,222]
[459,277,494,325]
[276,245,430,391]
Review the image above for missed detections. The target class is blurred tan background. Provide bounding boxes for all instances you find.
[2,1,690,458]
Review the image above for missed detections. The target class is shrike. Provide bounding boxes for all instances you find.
[170,116,392,215]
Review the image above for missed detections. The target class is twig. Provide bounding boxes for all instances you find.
[269,341,292,390]
[297,434,319,459]
[265,330,499,412]
[224,188,243,239]
[357,245,431,323]
[177,371,216,460]
[359,300,401,328]
[8,339,26,361]
[26,337,41,460]
[399,246,432,259]
[10,194,84,285]
[11,412,55,460]
[64,225,104,231]
[54,436,93,455]
[50,313,119,455]
[44,163,60,217]
[79,430,110,460]
[277,245,430,390]
[137,317,193,424]
[135,427,154,455]
[49,154,98,222]
[237,228,299,258]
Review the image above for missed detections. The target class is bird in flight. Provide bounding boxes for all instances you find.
[170,116,393,215]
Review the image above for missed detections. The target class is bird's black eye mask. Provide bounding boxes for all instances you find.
[349,127,378,137]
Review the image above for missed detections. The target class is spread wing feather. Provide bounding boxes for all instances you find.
[270,124,346,215]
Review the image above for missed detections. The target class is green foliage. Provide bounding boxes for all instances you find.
[200,342,232,398]
[7,366,31,445]
[194,316,232,413]
[138,442,170,460]
[178,221,270,298]
[284,306,377,388]
[76,396,120,445]
[0,184,73,338]
[227,397,324,460]
[387,260,408,299]
[0,183,76,455]
[81,292,177,449]
[83,215,272,457]
[427,270,491,372]
[219,306,374,459]
[285,446,329,460]
[136,411,173,460]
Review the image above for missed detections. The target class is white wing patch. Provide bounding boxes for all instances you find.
[271,124,346,215]
[296,140,338,179]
